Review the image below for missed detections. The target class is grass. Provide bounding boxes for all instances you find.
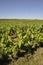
[0,19,43,27]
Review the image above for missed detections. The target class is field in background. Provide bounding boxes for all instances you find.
[0,19,43,26]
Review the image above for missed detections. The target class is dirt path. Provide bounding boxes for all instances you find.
[9,48,43,65]
[28,48,43,65]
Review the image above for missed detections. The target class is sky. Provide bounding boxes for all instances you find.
[0,0,43,19]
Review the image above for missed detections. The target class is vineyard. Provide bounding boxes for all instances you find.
[0,20,43,65]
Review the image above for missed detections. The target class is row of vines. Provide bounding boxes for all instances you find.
[0,25,43,62]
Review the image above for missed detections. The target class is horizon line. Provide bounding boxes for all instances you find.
[0,18,43,20]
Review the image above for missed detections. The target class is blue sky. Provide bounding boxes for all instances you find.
[0,0,43,19]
